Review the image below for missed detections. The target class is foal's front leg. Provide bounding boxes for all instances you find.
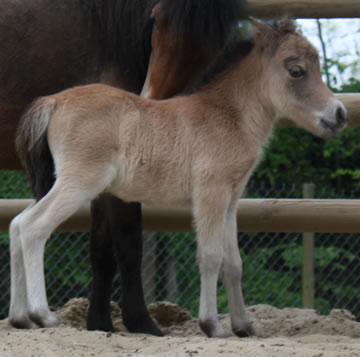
[194,188,230,338]
[221,205,257,337]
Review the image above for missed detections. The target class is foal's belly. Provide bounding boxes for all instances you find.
[108,182,192,206]
[107,162,192,207]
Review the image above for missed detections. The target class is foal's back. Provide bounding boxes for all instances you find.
[48,85,197,205]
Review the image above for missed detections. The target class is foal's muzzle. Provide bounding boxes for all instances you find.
[320,99,348,134]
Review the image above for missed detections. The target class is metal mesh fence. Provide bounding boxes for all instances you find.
[0,170,359,321]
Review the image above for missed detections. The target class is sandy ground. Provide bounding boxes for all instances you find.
[0,298,359,356]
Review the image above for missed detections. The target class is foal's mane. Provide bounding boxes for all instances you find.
[84,0,249,93]
[187,18,298,94]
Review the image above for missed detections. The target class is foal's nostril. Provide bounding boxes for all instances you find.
[336,106,347,125]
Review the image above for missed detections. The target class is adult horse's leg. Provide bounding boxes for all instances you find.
[87,195,118,332]
[87,195,162,336]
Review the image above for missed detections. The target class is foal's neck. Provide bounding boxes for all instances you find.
[195,47,276,144]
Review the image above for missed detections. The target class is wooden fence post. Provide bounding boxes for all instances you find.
[302,183,315,309]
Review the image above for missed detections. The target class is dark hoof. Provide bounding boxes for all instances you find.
[124,315,163,336]
[233,323,259,338]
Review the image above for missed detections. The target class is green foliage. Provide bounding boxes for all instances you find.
[253,128,329,187]
[335,77,360,93]
[0,171,32,198]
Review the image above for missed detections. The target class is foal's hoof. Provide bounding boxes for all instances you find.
[199,319,229,338]
[9,315,39,329]
[233,322,259,338]
[29,309,59,328]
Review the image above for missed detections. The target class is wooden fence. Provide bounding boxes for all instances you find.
[1,198,360,233]
[250,0,360,18]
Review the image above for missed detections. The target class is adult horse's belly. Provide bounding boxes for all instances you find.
[0,0,104,170]
[0,100,23,169]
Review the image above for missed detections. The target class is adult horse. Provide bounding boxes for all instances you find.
[1,0,248,334]
[12,18,347,338]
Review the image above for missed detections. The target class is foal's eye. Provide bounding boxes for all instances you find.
[289,66,305,79]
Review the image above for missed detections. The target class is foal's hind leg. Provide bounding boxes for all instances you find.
[13,174,112,328]
[221,204,257,337]
[9,204,39,329]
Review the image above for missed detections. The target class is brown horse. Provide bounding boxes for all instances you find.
[0,0,248,334]
[12,19,347,338]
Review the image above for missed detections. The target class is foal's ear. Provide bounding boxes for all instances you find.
[249,17,274,49]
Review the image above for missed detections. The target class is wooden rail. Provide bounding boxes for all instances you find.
[2,199,360,233]
[250,0,360,18]
[337,94,360,127]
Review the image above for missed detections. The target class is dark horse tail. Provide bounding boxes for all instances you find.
[16,98,57,201]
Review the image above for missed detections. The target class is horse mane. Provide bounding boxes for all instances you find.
[185,27,254,94]
[84,0,249,93]
[159,0,249,47]
[186,18,297,94]
[84,0,154,92]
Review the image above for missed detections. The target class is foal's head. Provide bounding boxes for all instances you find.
[253,18,347,137]
[141,0,248,99]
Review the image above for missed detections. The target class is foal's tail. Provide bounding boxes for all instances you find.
[16,97,57,201]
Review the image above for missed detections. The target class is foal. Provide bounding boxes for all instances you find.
[11,19,347,338]
[0,0,248,334]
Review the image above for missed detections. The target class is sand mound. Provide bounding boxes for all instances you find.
[54,298,360,338]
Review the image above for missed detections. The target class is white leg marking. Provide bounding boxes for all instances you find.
[194,188,230,338]
[9,205,39,328]
[13,170,114,328]
[221,204,256,337]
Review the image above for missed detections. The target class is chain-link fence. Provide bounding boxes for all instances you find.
[0,171,359,321]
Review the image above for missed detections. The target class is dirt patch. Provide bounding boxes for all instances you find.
[1,298,359,356]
